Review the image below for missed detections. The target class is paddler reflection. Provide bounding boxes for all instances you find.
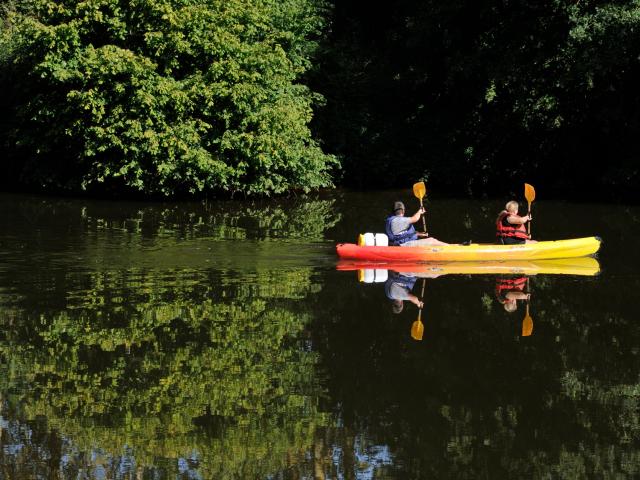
[383,269,443,312]
[384,270,441,341]
[382,268,535,339]
[385,271,423,313]
[495,275,534,336]
[495,276,530,313]
[341,257,600,339]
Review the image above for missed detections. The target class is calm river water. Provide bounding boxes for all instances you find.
[0,191,638,479]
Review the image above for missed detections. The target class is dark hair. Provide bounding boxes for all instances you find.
[391,299,404,314]
[393,201,405,213]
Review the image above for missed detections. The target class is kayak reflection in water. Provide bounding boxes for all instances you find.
[385,201,449,246]
[495,276,530,312]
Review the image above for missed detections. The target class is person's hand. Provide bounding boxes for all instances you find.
[527,214,532,221]
[419,206,426,215]
[417,232,429,238]
[410,296,423,308]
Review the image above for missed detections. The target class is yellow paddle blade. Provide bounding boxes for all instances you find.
[524,183,536,204]
[413,181,426,200]
[357,234,365,246]
[411,319,424,341]
[522,304,533,336]
[522,315,533,337]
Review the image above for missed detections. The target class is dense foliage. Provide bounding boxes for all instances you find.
[312,0,640,199]
[0,0,336,196]
[1,0,639,199]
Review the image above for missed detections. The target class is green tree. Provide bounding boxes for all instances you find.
[0,0,337,196]
[312,0,640,199]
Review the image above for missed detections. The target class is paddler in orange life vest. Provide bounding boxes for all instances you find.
[495,276,530,312]
[385,201,448,246]
[496,200,538,245]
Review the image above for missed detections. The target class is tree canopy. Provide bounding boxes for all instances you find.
[0,0,337,196]
[2,0,640,199]
[312,0,640,199]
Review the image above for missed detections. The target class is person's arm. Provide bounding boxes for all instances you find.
[407,293,424,308]
[506,213,532,225]
[505,291,530,301]
[409,207,426,224]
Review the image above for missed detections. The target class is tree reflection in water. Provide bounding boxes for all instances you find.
[1,194,639,478]
[0,195,369,479]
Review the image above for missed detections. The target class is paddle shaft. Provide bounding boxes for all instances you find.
[419,278,426,315]
[419,198,427,233]
[522,277,533,337]
[410,278,427,340]
[527,201,532,237]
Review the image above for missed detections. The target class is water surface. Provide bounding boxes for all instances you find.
[0,192,638,479]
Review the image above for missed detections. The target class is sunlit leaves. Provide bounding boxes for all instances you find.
[0,0,337,196]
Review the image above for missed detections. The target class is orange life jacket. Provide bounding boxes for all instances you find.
[495,276,528,303]
[496,211,529,240]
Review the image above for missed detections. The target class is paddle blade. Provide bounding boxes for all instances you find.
[524,183,536,204]
[413,181,426,200]
[411,319,424,341]
[522,315,533,337]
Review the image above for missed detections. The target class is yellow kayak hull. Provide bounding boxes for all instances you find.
[336,236,602,262]
[337,256,601,278]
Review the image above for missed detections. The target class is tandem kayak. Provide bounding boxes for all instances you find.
[336,236,602,262]
[337,256,600,277]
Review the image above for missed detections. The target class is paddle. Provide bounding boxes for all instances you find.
[411,278,427,341]
[524,183,535,237]
[522,277,533,337]
[412,181,427,233]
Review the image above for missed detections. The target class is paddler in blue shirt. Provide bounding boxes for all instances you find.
[385,201,448,246]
